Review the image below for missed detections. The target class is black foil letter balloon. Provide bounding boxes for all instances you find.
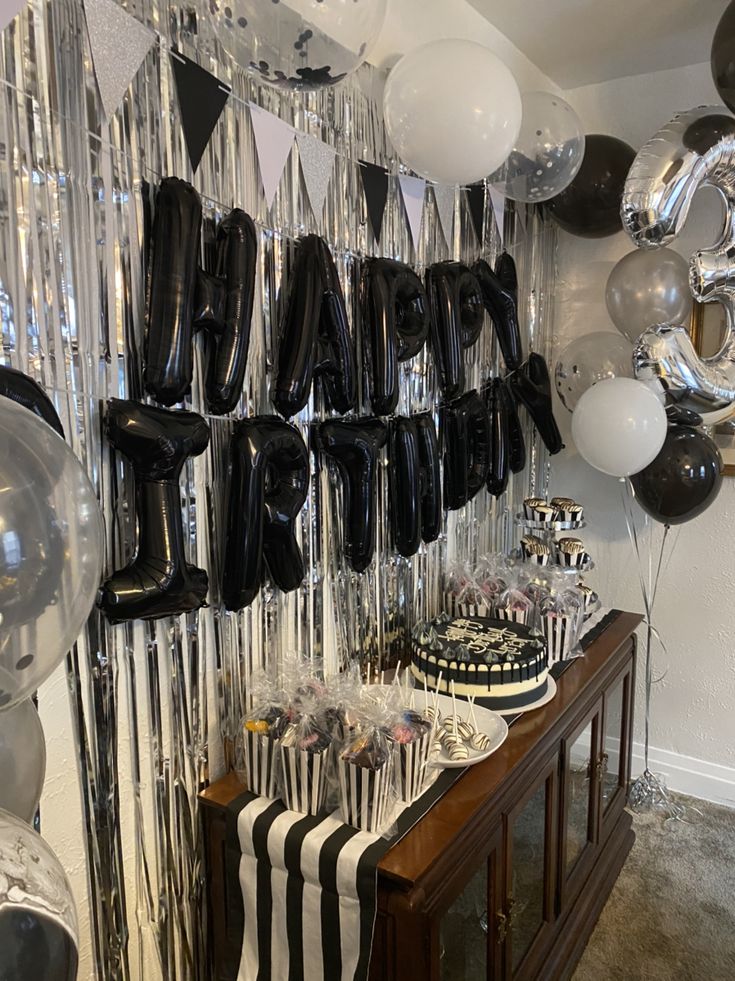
[197,208,258,413]
[389,418,421,557]
[388,414,441,556]
[546,135,636,238]
[631,423,723,525]
[273,235,356,418]
[509,353,564,455]
[473,253,523,372]
[318,418,388,573]
[414,412,442,543]
[362,259,430,415]
[144,177,257,412]
[99,400,210,622]
[426,262,485,401]
[441,390,491,510]
[222,417,309,611]
[486,378,511,498]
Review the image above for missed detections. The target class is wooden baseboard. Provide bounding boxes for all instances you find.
[540,810,635,981]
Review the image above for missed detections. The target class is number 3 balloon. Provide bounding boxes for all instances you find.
[622,107,735,424]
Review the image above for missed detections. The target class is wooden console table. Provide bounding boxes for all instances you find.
[200,611,640,980]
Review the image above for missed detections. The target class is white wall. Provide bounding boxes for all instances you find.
[553,61,735,805]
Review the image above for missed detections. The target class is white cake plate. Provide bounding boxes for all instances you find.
[488,674,558,717]
[411,689,509,769]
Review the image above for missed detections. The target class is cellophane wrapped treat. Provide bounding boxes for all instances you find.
[337,695,398,835]
[240,672,289,799]
[540,587,585,664]
[495,585,534,626]
[278,695,333,816]
[383,686,435,804]
[444,560,476,616]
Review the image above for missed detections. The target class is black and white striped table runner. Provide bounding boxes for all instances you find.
[226,609,621,981]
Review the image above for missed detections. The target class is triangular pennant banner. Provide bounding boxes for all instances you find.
[171,51,231,173]
[250,103,295,209]
[398,174,426,249]
[466,182,486,245]
[84,0,155,120]
[296,132,337,220]
[433,184,455,247]
[0,0,26,32]
[488,186,506,248]
[359,160,389,243]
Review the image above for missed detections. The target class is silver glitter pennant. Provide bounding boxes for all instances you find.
[296,133,337,222]
[432,183,456,249]
[84,0,156,121]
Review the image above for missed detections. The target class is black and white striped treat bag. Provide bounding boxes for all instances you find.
[279,719,332,815]
[338,730,396,835]
[243,728,279,799]
[392,712,434,804]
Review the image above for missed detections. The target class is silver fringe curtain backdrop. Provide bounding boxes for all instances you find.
[0,1,557,977]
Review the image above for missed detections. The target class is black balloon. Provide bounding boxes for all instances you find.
[506,385,526,473]
[546,134,636,238]
[222,417,309,611]
[486,378,511,498]
[473,252,523,371]
[144,178,257,413]
[631,424,723,526]
[0,908,78,981]
[0,365,64,437]
[389,417,422,558]
[414,412,442,543]
[273,235,356,418]
[318,418,388,573]
[441,390,490,510]
[362,258,430,415]
[144,178,202,405]
[99,400,210,622]
[426,262,484,401]
[665,404,703,428]
[510,353,564,455]
[198,208,257,414]
[712,0,735,114]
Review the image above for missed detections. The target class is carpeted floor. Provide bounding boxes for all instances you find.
[573,795,735,980]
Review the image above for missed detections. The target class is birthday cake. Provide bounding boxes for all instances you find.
[410,614,549,712]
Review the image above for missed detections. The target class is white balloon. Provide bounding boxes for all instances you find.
[571,378,668,477]
[0,700,45,823]
[383,39,522,185]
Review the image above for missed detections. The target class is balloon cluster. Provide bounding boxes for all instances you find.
[0,368,104,976]
[121,179,564,614]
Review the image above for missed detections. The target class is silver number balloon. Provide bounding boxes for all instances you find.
[622,106,735,422]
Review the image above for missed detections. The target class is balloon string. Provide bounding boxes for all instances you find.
[619,479,679,774]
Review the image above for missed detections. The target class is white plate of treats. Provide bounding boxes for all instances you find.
[411,689,509,768]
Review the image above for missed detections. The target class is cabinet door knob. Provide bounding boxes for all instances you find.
[496,909,508,943]
[594,751,609,783]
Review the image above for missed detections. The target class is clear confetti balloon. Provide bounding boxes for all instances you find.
[0,700,46,823]
[0,399,104,710]
[211,0,388,91]
[489,91,585,203]
[0,807,78,981]
[554,331,633,411]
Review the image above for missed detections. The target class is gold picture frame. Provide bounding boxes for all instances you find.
[690,300,735,475]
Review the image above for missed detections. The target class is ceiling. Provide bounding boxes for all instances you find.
[467,0,727,89]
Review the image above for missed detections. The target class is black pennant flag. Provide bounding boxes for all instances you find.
[359,160,389,244]
[171,51,231,173]
[466,181,486,245]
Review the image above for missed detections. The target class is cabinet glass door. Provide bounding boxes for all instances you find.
[506,762,557,977]
[440,863,488,980]
[602,675,626,813]
[565,718,595,875]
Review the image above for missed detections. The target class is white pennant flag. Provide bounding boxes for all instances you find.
[0,0,25,32]
[488,186,506,248]
[84,0,156,120]
[296,133,337,220]
[249,103,295,209]
[398,174,426,248]
[432,184,455,247]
